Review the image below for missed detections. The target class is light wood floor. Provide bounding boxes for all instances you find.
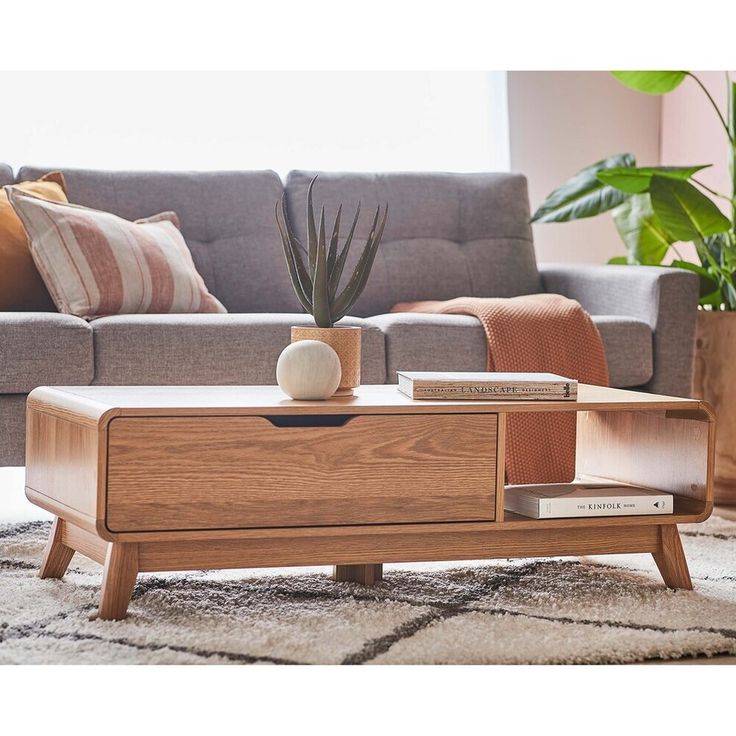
[1,469,733,664]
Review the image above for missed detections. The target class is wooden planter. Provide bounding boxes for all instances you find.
[291,325,362,396]
[692,310,736,505]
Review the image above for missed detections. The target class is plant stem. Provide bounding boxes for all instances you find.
[691,177,732,201]
[687,72,735,145]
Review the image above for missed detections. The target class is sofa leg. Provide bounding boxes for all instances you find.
[333,564,383,586]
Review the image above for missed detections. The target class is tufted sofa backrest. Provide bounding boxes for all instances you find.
[284,171,541,316]
[13,167,541,316]
[15,166,301,313]
[0,163,14,187]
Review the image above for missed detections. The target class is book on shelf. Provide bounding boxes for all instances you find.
[503,481,674,519]
[396,371,577,401]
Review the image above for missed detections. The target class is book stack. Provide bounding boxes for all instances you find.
[504,481,674,519]
[397,371,577,400]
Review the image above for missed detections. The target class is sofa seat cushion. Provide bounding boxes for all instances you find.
[0,312,94,393]
[365,312,653,388]
[91,314,386,385]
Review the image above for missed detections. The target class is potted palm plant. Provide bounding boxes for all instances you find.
[275,177,387,396]
[532,70,736,503]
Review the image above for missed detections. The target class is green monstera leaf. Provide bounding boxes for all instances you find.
[649,175,731,242]
[612,194,672,265]
[671,259,721,303]
[597,165,709,194]
[611,71,688,95]
[531,153,635,224]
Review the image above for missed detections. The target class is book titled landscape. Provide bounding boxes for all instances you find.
[504,481,674,519]
[396,371,577,400]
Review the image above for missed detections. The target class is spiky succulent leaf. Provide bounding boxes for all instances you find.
[312,206,332,327]
[306,177,318,278]
[329,202,361,300]
[275,198,312,313]
[333,205,388,320]
[327,204,341,276]
[275,176,387,326]
[277,195,312,302]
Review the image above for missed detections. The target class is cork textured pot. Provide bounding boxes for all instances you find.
[291,326,361,396]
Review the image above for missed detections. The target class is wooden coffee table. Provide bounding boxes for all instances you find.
[25,384,714,620]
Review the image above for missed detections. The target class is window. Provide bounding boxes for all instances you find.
[0,71,509,174]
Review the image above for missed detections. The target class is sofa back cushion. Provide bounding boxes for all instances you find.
[16,167,301,313]
[284,171,541,316]
[0,163,13,187]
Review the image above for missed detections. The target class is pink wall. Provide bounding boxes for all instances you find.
[509,71,733,265]
[508,72,662,264]
[660,71,733,200]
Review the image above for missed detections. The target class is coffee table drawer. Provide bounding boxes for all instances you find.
[105,413,499,532]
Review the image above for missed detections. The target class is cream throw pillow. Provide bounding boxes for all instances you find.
[6,187,226,319]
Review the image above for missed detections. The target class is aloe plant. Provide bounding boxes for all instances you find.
[275,177,388,327]
[532,71,736,310]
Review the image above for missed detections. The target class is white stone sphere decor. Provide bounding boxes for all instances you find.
[276,340,342,400]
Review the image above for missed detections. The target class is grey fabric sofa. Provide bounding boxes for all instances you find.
[0,165,699,466]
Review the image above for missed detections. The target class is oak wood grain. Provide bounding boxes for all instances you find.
[136,523,661,572]
[333,564,383,585]
[692,311,736,504]
[26,384,705,427]
[495,413,507,522]
[26,382,715,603]
[61,520,109,565]
[652,525,693,590]
[98,543,138,621]
[24,488,101,536]
[25,408,99,518]
[576,408,714,511]
[38,518,75,579]
[106,413,498,531]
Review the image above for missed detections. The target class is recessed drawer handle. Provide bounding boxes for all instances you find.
[262,414,356,428]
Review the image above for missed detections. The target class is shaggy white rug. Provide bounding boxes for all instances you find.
[1,517,735,664]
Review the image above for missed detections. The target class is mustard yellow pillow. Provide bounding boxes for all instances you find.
[0,172,68,311]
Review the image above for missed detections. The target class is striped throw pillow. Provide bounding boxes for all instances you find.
[6,187,226,319]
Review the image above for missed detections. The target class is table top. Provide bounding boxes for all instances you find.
[27,383,710,426]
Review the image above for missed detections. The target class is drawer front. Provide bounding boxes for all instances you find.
[105,413,498,532]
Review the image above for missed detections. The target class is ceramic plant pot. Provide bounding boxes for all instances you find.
[291,325,361,396]
[692,310,736,505]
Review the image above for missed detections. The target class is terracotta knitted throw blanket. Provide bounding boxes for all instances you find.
[392,294,609,484]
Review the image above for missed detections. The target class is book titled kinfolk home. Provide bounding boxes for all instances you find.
[504,482,674,519]
[397,371,577,400]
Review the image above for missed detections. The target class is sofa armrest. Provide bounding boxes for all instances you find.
[0,312,94,393]
[539,264,699,397]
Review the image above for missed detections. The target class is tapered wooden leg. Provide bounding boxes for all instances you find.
[652,525,693,590]
[39,517,75,579]
[333,563,383,586]
[98,543,139,620]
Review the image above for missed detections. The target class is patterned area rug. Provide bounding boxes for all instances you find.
[1,518,735,664]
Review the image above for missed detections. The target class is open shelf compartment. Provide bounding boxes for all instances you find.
[498,404,714,526]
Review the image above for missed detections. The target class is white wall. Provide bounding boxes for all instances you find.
[0,71,508,175]
[508,71,662,264]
